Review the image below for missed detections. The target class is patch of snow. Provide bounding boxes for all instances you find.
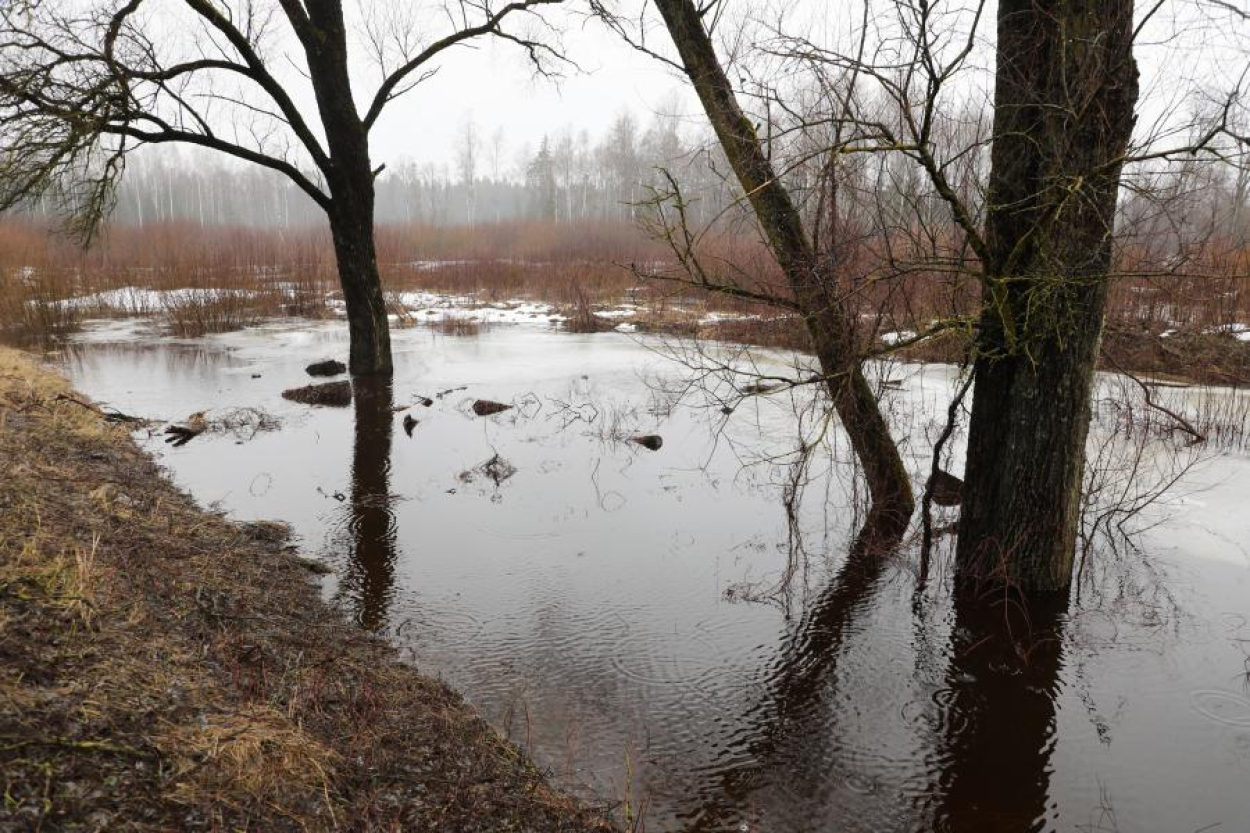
[1204,323,1250,342]
[879,330,917,346]
[699,312,761,326]
[409,259,474,271]
[46,287,246,313]
[396,291,563,328]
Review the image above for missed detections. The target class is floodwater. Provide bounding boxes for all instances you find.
[60,319,1250,832]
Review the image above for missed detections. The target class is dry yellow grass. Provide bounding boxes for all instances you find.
[0,346,616,831]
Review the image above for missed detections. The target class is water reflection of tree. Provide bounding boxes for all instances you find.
[334,379,400,632]
[679,521,900,831]
[682,516,1067,833]
[926,590,1067,832]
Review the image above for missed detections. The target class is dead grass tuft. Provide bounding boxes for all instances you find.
[428,316,486,336]
[156,705,338,811]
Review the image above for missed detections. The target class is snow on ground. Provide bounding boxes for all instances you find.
[698,311,762,326]
[32,283,813,337]
[408,259,475,271]
[395,291,565,326]
[879,330,918,346]
[1211,323,1250,342]
[592,306,639,320]
[46,287,249,313]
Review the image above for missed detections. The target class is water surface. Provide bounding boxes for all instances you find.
[61,320,1250,832]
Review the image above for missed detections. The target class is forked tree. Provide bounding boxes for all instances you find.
[0,0,563,376]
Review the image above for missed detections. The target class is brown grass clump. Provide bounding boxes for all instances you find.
[428,316,486,336]
[0,347,616,832]
[1099,323,1250,387]
[892,323,1250,387]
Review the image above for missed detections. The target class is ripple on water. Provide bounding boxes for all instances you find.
[391,604,488,653]
[608,627,739,694]
[1191,689,1250,728]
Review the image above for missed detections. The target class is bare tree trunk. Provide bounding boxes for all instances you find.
[303,0,392,377]
[957,0,1139,596]
[651,0,914,532]
[328,197,391,377]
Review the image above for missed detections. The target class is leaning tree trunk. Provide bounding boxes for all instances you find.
[303,0,393,377]
[957,0,1139,597]
[652,0,914,533]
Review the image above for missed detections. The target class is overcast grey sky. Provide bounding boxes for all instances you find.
[361,0,1249,173]
[364,7,695,170]
[110,0,1250,180]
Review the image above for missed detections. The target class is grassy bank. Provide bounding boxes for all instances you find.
[0,347,615,832]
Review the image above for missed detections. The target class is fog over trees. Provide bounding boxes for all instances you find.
[5,110,737,229]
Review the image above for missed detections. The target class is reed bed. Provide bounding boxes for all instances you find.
[2,218,1247,385]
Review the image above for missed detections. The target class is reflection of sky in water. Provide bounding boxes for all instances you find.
[61,319,1250,833]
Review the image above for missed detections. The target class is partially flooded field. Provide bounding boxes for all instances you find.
[59,318,1250,832]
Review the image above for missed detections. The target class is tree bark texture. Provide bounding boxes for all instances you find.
[957,0,1139,596]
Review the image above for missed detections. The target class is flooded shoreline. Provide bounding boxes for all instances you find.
[59,317,1250,832]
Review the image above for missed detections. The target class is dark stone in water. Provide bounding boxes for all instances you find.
[305,359,347,377]
[282,381,352,407]
[472,399,512,417]
[931,469,964,507]
[631,435,663,451]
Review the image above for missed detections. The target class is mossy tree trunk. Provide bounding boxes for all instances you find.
[957,0,1139,596]
[652,0,914,534]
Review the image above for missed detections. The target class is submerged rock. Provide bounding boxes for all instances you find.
[305,359,347,377]
[471,399,512,417]
[282,381,352,407]
[631,434,663,451]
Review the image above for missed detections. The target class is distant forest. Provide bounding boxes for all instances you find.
[10,112,744,229]
[11,107,1250,256]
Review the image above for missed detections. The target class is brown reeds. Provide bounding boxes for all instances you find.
[2,218,1247,385]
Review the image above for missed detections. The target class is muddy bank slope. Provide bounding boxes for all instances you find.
[0,347,614,832]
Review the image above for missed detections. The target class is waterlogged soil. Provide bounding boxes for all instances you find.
[60,319,1250,832]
